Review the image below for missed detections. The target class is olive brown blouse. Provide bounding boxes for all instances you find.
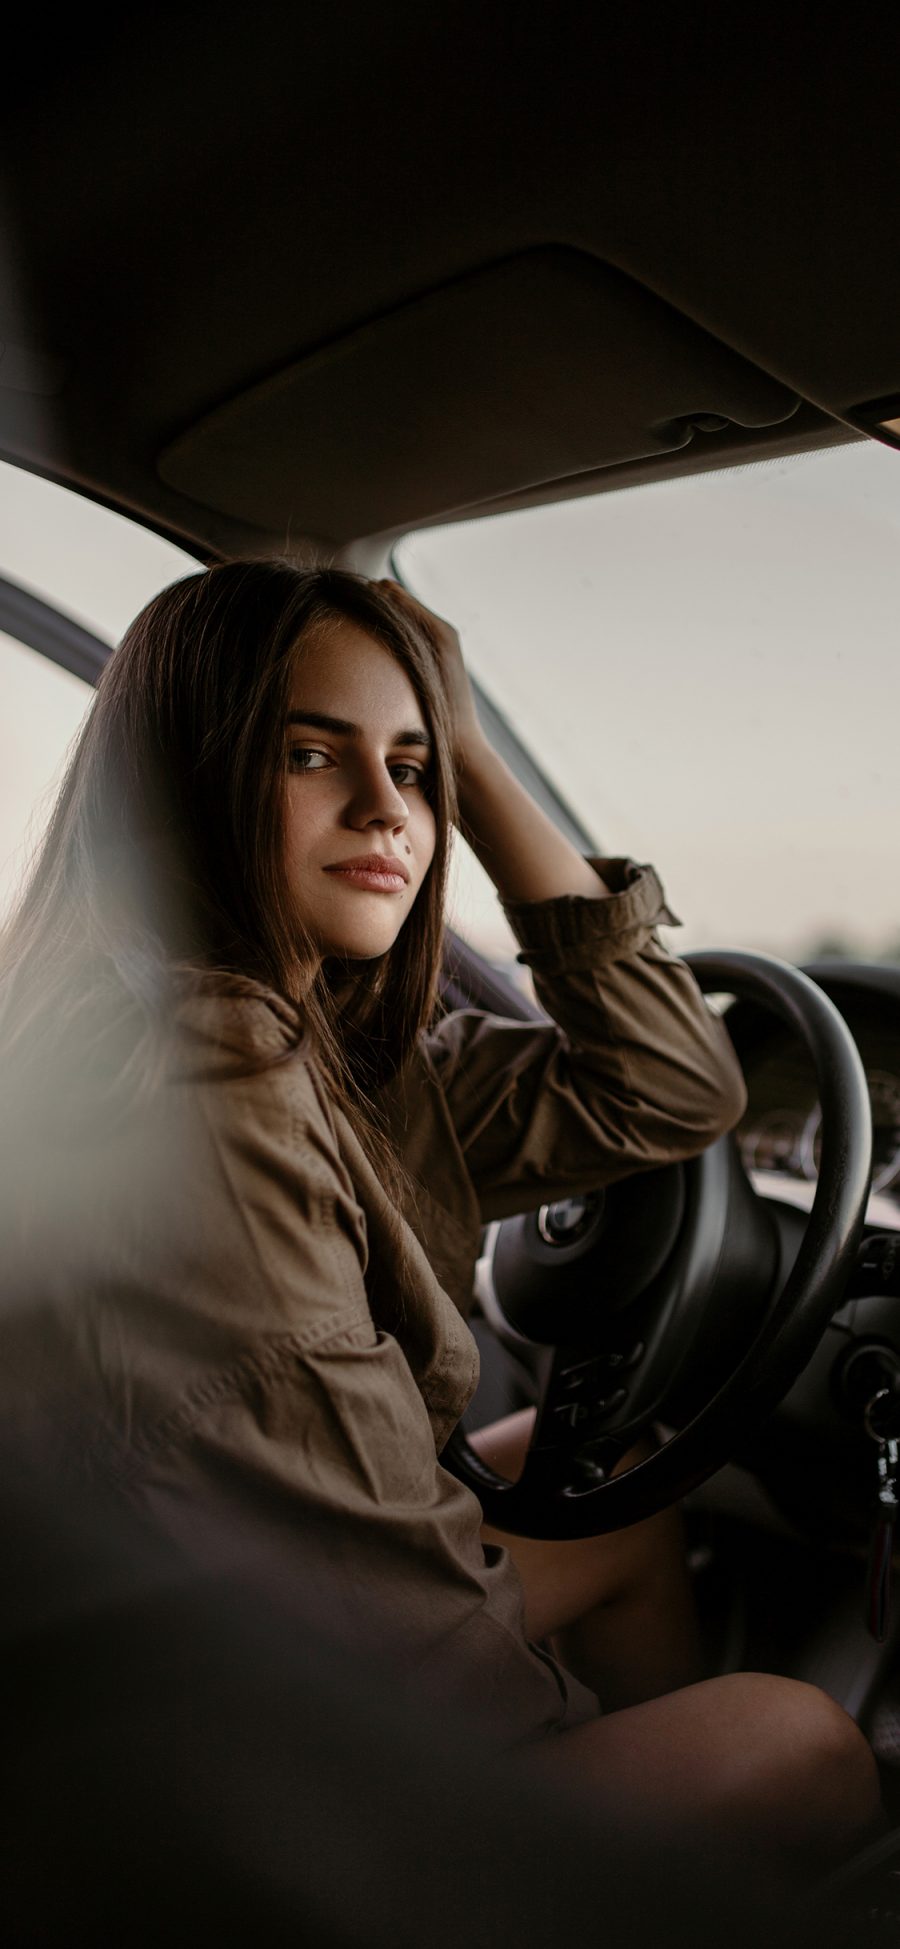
[0,860,746,1748]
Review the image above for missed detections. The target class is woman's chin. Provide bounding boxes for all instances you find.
[319,928,400,963]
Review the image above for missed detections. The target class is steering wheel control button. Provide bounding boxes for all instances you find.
[553,1402,590,1430]
[537,1195,602,1246]
[609,1341,645,1370]
[593,1387,627,1416]
[567,1459,608,1490]
[559,1354,603,1390]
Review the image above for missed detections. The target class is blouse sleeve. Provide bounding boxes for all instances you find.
[421,858,747,1223]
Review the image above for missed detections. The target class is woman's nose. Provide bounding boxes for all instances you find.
[345,762,409,831]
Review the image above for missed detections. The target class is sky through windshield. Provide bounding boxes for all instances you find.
[399,440,900,963]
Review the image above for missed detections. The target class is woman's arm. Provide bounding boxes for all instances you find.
[378,578,609,904]
[458,741,611,905]
[376,580,746,1218]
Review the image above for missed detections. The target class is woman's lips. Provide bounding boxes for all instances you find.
[323,855,409,893]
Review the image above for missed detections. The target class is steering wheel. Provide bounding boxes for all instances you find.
[441,952,873,1539]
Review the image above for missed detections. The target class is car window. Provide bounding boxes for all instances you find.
[0,632,92,915]
[0,461,201,918]
[398,440,900,966]
[0,459,201,643]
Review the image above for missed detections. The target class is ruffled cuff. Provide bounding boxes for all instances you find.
[501,858,681,972]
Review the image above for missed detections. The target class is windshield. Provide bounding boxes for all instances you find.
[398,441,900,966]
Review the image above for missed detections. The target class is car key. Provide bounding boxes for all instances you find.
[863,1387,900,1644]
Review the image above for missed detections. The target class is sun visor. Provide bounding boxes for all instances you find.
[158,249,801,542]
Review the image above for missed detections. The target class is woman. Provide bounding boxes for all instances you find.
[0,562,879,1873]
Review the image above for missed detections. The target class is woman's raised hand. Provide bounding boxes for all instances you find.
[376,579,606,904]
[375,579,486,770]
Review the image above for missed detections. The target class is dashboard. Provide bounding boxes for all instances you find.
[728,964,900,1228]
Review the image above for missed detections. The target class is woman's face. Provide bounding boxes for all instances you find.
[283,617,437,962]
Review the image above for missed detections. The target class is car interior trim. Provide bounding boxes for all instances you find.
[157,249,804,544]
[0,572,110,685]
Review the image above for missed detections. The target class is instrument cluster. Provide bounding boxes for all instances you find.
[738,1066,900,1200]
[733,964,900,1214]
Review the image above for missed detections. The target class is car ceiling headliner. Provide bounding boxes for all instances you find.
[1,5,897,564]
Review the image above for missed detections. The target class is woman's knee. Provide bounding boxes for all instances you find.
[713,1672,880,1854]
[530,1667,880,1873]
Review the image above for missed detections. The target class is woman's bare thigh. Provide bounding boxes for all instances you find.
[469,1406,667,1643]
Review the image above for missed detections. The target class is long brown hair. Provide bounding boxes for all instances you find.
[0,562,457,1162]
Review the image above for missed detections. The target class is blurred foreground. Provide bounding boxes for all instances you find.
[0,1439,852,1949]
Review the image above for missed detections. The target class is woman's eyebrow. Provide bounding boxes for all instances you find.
[286,709,431,748]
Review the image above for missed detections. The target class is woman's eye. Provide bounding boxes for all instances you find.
[390,763,428,789]
[288,746,331,773]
